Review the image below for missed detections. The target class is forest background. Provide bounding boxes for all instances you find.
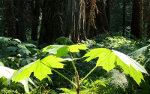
[0,0,150,94]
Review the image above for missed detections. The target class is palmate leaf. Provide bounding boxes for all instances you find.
[83,48,116,71]
[12,60,52,81]
[83,48,148,85]
[56,46,69,57]
[113,50,147,74]
[13,55,64,82]
[68,44,88,52]
[42,45,65,54]
[41,55,64,68]
[43,44,88,57]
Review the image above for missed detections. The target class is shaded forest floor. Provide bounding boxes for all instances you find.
[0,33,150,94]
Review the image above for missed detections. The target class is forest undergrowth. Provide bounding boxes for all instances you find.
[0,34,150,94]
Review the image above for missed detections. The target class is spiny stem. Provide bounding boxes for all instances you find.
[69,52,77,72]
[75,71,80,94]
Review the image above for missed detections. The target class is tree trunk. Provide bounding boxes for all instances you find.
[122,0,126,36]
[131,0,143,39]
[87,0,110,38]
[4,0,27,41]
[14,0,27,41]
[31,0,41,40]
[39,0,64,45]
[4,0,17,38]
[147,12,150,38]
[64,0,87,42]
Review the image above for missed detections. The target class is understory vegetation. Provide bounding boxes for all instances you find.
[1,0,150,93]
[0,34,150,94]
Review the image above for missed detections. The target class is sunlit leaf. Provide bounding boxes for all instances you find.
[83,48,148,85]
[56,46,69,57]
[41,55,64,68]
[33,60,52,80]
[43,45,65,54]
[13,60,52,81]
[84,48,116,71]
[113,50,148,74]
[68,44,88,52]
[116,57,144,85]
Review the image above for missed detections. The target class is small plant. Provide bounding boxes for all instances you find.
[1,44,148,94]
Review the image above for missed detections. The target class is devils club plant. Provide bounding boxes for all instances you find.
[10,44,148,94]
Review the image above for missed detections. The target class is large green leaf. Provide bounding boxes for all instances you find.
[84,48,116,71]
[43,44,88,57]
[56,46,69,57]
[116,57,144,85]
[13,60,52,81]
[113,50,147,74]
[43,45,65,54]
[68,44,88,52]
[41,55,64,68]
[83,48,148,85]
[13,55,64,82]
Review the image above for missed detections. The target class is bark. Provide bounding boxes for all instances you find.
[31,0,41,40]
[39,0,64,45]
[90,0,109,37]
[131,0,143,39]
[14,0,27,41]
[4,0,17,38]
[106,0,110,25]
[122,0,126,36]
[4,0,27,41]
[147,12,150,38]
[64,0,87,42]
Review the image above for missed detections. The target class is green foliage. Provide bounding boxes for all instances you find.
[0,37,149,93]
[95,36,137,53]
[0,66,32,93]
[10,44,147,93]
[0,37,39,69]
[12,55,65,82]
[84,48,147,85]
[56,36,73,45]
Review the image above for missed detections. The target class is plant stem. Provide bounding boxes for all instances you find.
[51,68,77,88]
[75,71,80,94]
[69,52,77,72]
[80,65,97,84]
[69,51,80,93]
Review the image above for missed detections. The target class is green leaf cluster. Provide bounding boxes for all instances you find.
[84,48,148,85]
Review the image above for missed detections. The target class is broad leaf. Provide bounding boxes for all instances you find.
[56,46,69,57]
[83,48,148,85]
[43,44,88,57]
[13,55,64,82]
[68,44,88,52]
[43,45,65,54]
[113,50,147,74]
[41,55,64,68]
[13,60,52,81]
[18,44,31,55]
[116,57,144,85]
[84,48,116,71]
